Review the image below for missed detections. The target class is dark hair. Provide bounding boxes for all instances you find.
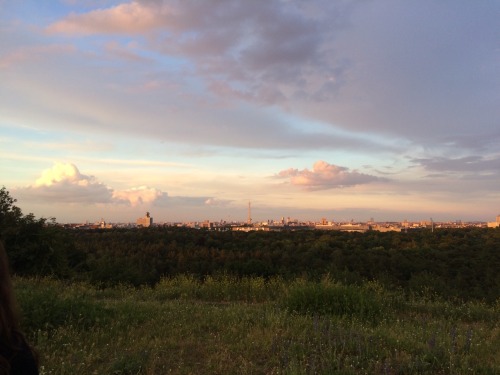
[0,241,19,345]
[0,242,38,374]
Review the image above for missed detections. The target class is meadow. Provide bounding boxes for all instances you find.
[15,275,500,375]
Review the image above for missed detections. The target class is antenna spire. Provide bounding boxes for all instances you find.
[247,201,252,224]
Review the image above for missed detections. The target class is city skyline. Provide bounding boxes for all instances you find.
[1,1,499,223]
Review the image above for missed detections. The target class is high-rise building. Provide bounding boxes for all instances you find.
[487,215,500,228]
[137,212,153,227]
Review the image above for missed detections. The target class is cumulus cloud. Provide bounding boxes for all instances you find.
[277,160,381,190]
[17,162,167,206]
[14,162,232,210]
[19,162,113,204]
[35,162,89,186]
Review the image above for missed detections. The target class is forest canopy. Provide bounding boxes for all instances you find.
[1,187,499,302]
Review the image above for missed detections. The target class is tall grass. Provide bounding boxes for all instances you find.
[13,276,500,374]
[147,274,285,303]
[281,278,389,323]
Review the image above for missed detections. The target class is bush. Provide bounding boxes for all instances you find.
[15,278,112,333]
[282,279,386,323]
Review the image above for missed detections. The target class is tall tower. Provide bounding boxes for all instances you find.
[247,201,252,225]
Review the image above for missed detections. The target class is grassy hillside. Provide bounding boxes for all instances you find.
[15,276,500,374]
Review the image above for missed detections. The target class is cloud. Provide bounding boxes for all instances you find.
[14,162,231,210]
[411,156,500,173]
[35,162,89,186]
[3,0,499,224]
[160,0,352,105]
[112,185,163,205]
[0,44,76,69]
[19,0,497,158]
[276,160,381,190]
[19,162,113,204]
[103,40,150,62]
[300,1,500,149]
[45,0,353,105]
[46,2,167,35]
[17,162,167,206]
[204,197,231,206]
[11,0,500,145]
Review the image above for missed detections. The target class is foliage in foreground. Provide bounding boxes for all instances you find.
[15,276,500,375]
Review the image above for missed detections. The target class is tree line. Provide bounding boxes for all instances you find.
[1,187,499,302]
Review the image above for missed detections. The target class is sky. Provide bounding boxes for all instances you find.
[1,0,499,224]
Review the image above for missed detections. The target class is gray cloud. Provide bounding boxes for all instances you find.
[46,0,354,106]
[157,0,354,105]
[2,0,498,184]
[40,0,499,154]
[412,156,500,173]
[301,0,500,150]
[16,181,114,205]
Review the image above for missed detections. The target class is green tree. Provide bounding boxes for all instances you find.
[0,186,23,236]
[0,186,71,276]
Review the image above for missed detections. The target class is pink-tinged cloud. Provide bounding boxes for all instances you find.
[277,161,381,190]
[46,2,167,35]
[112,186,164,206]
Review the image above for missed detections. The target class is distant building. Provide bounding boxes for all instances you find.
[99,219,112,229]
[201,220,213,229]
[137,212,153,227]
[315,222,369,232]
[371,224,402,232]
[487,215,500,228]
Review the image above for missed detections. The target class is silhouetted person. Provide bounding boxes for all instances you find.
[0,242,38,375]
